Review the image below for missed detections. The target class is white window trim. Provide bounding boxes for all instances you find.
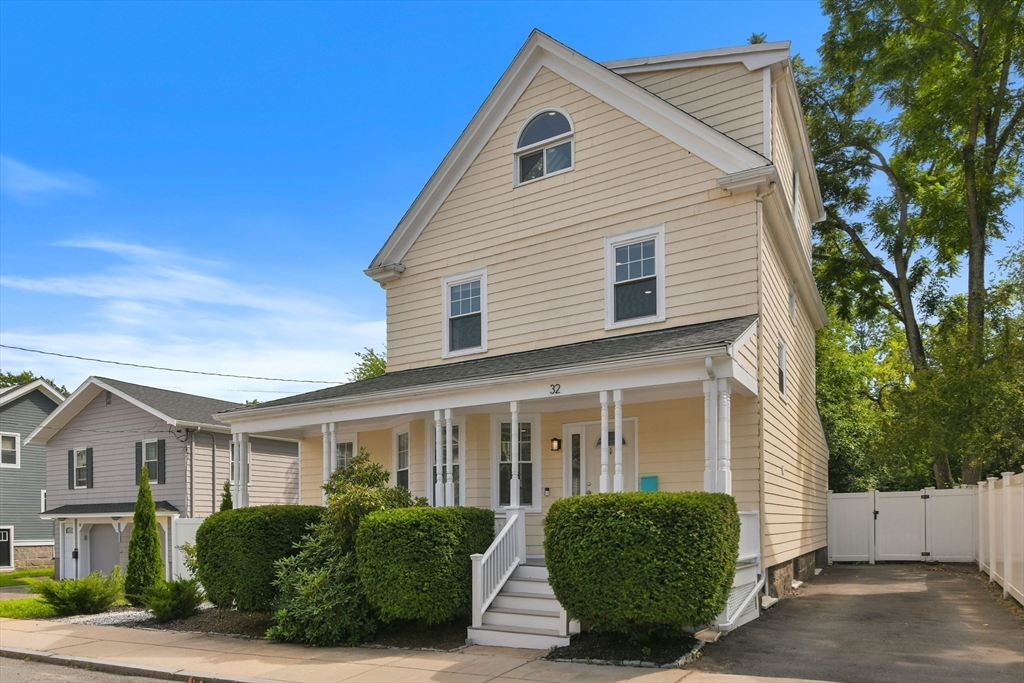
[513,106,575,187]
[778,335,788,400]
[40,489,46,514]
[424,416,467,506]
[604,224,667,330]
[0,526,12,569]
[142,439,160,483]
[392,424,411,489]
[489,413,542,513]
[73,447,89,489]
[0,431,21,468]
[334,433,358,473]
[441,267,488,359]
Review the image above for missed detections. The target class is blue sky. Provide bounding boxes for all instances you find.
[0,1,1018,400]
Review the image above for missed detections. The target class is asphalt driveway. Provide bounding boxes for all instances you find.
[692,563,1024,683]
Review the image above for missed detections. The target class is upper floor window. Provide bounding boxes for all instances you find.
[143,440,159,482]
[442,268,487,358]
[778,337,788,397]
[515,109,574,185]
[74,448,90,488]
[0,432,19,468]
[604,225,666,329]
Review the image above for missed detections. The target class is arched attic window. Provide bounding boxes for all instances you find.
[515,109,574,184]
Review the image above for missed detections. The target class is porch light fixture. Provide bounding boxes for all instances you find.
[550,437,562,452]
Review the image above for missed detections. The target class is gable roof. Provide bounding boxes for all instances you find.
[603,40,793,73]
[365,30,771,283]
[0,378,66,408]
[27,376,241,446]
[222,315,757,417]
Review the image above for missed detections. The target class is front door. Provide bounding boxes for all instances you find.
[565,421,637,496]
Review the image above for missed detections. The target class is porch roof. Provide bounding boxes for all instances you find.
[41,501,180,519]
[225,315,757,416]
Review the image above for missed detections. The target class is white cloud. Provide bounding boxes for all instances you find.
[0,155,97,201]
[0,240,386,401]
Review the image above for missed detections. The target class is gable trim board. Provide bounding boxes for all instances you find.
[366,30,770,283]
[0,379,66,408]
[602,41,794,74]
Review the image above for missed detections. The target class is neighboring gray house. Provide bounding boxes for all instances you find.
[0,379,65,569]
[28,377,299,580]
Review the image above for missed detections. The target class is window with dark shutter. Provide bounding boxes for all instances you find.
[157,439,166,485]
[85,448,94,489]
[135,442,143,485]
[68,450,75,489]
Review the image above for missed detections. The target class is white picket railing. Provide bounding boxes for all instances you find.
[471,509,525,628]
[978,472,1024,606]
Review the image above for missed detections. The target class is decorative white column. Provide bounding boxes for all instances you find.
[703,358,718,493]
[717,381,732,496]
[321,424,330,504]
[329,423,337,474]
[1003,471,1014,599]
[445,409,455,507]
[613,389,624,493]
[510,402,520,508]
[434,411,443,506]
[599,391,610,493]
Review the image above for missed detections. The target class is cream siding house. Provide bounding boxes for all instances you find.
[218,32,829,647]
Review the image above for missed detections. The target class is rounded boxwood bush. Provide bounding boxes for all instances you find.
[356,506,494,624]
[544,492,740,637]
[195,505,322,611]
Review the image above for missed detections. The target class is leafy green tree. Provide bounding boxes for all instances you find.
[348,347,386,382]
[220,480,233,511]
[0,370,69,395]
[126,466,163,604]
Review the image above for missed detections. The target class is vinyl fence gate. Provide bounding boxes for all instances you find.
[828,488,976,564]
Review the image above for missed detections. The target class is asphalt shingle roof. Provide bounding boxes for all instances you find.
[97,377,241,426]
[42,501,180,516]
[237,315,757,412]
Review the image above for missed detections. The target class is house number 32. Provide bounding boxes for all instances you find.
[549,384,561,394]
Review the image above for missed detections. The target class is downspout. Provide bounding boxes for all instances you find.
[194,428,217,515]
[755,182,774,592]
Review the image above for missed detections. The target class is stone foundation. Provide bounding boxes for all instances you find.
[766,545,827,598]
[13,545,54,569]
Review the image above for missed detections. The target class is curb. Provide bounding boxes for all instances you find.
[0,647,275,683]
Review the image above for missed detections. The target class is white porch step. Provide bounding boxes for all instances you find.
[491,591,560,612]
[467,624,570,649]
[511,564,549,580]
[483,606,564,630]
[503,577,555,596]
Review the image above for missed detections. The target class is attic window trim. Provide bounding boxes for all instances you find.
[513,107,575,187]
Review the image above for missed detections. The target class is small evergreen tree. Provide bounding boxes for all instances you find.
[126,466,163,604]
[220,480,233,511]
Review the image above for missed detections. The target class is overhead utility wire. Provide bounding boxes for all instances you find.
[0,344,343,384]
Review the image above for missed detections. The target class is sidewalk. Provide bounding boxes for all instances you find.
[0,618,827,683]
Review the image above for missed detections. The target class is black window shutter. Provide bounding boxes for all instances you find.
[135,442,143,485]
[85,448,94,489]
[67,450,74,489]
[157,439,166,485]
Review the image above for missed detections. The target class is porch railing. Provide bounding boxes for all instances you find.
[471,509,526,628]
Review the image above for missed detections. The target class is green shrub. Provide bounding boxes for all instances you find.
[141,577,205,622]
[126,466,163,604]
[195,505,323,611]
[544,492,740,639]
[30,566,125,616]
[356,506,494,624]
[220,480,233,511]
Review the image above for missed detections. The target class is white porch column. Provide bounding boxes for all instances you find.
[599,391,610,493]
[613,389,624,493]
[445,409,455,507]
[232,433,241,505]
[510,401,520,508]
[434,411,444,506]
[717,381,732,496]
[321,424,330,504]
[329,423,338,474]
[239,432,250,507]
[703,358,719,493]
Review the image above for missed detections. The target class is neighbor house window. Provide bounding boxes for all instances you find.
[143,440,159,482]
[0,433,19,468]
[75,449,89,488]
[605,225,666,329]
[498,421,534,508]
[430,423,462,506]
[442,268,487,357]
[778,337,788,397]
[515,109,574,185]
[395,431,410,490]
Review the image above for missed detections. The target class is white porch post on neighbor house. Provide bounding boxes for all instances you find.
[599,391,610,493]
[445,409,455,506]
[232,433,241,506]
[240,432,250,507]
[717,384,732,496]
[434,411,444,506]
[510,401,520,508]
[329,423,338,473]
[321,424,330,504]
[613,390,624,493]
[703,358,719,493]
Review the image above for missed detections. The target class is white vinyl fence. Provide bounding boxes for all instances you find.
[170,517,203,580]
[828,471,1024,607]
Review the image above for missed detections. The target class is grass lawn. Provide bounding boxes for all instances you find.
[0,567,55,588]
[0,596,57,619]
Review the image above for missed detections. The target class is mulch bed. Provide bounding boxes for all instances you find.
[363,615,472,651]
[131,608,274,639]
[546,630,699,667]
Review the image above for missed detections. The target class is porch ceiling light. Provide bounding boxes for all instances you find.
[551,437,562,452]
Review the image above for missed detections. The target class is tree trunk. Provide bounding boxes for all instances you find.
[933,456,954,489]
[964,149,987,366]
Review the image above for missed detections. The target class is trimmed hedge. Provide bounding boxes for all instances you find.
[195,505,323,611]
[544,492,739,637]
[356,506,494,624]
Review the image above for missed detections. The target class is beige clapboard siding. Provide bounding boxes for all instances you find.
[624,64,765,153]
[386,67,759,370]
[771,92,794,208]
[299,435,323,504]
[247,438,299,507]
[759,220,829,568]
[191,433,232,517]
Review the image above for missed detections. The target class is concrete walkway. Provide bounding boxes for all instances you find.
[692,563,1024,683]
[0,618,825,683]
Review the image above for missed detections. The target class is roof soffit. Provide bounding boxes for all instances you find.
[366,31,770,280]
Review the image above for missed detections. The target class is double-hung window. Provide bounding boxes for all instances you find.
[142,440,159,482]
[335,440,354,472]
[395,431,410,490]
[515,109,574,185]
[605,225,666,329]
[442,269,487,357]
[0,433,19,468]
[74,449,89,488]
[778,337,788,397]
